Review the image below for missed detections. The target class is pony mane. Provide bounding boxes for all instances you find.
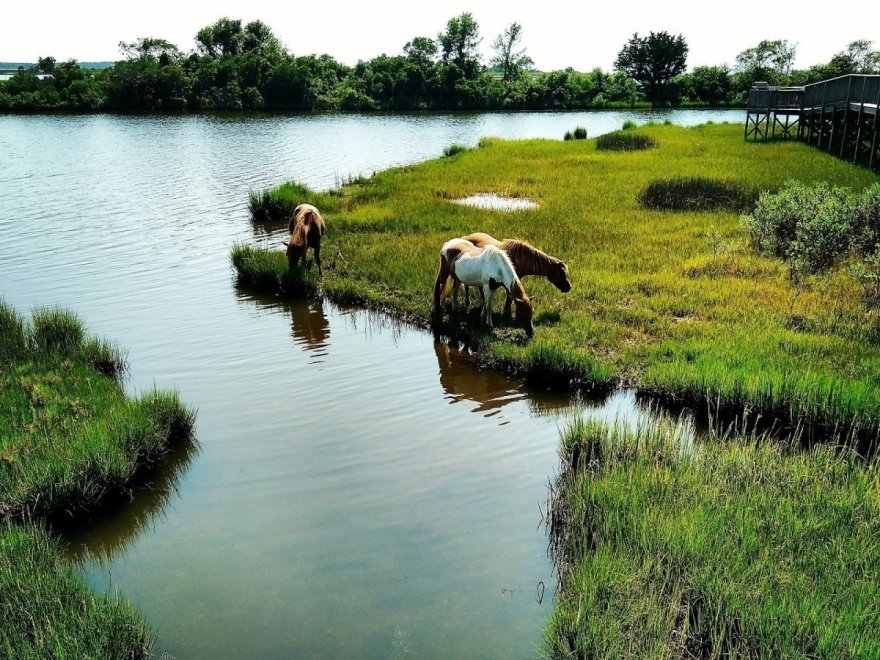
[501,239,561,275]
[484,244,517,277]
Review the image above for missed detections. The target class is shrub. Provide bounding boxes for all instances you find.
[742,181,853,273]
[595,132,657,151]
[638,177,758,212]
[564,127,587,141]
[851,183,880,254]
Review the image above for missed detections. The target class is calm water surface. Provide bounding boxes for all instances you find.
[0,110,727,657]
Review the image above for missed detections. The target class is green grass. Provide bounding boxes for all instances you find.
[544,416,880,658]
[0,524,154,658]
[248,181,342,222]
[231,123,880,445]
[0,300,195,654]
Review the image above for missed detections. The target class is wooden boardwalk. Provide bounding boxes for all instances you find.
[745,74,880,170]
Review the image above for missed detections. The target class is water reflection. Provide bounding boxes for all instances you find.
[290,298,330,357]
[61,438,199,565]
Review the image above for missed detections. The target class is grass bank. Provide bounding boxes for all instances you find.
[0,301,195,656]
[544,416,880,657]
[234,123,880,444]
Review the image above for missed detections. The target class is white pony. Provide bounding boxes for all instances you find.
[433,238,534,336]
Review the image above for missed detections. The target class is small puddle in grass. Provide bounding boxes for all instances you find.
[455,193,539,211]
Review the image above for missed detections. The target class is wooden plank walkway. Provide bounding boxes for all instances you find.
[745,74,880,170]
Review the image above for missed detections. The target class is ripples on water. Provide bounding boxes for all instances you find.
[0,110,727,658]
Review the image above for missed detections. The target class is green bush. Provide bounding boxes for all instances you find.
[851,183,880,254]
[743,181,853,274]
[595,131,657,151]
[638,177,757,212]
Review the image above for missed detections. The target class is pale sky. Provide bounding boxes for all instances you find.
[3,1,877,71]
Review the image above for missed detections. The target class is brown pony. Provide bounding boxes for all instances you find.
[283,204,325,274]
[461,232,571,314]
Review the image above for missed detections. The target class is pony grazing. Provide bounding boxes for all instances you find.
[461,232,571,314]
[433,238,534,337]
[283,203,325,275]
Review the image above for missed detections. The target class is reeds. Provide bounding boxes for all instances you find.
[0,523,154,657]
[638,176,758,212]
[544,415,880,657]
[0,301,195,654]
[563,127,588,141]
[595,131,657,151]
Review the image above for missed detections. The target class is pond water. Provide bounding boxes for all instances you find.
[0,109,731,657]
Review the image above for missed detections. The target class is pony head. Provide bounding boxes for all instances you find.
[509,284,534,337]
[548,260,572,293]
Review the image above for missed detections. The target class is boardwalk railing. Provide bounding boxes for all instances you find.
[745,74,880,170]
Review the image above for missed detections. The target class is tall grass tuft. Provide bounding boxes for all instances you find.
[0,524,154,657]
[248,181,339,222]
[545,416,880,658]
[564,127,588,141]
[595,131,657,151]
[231,243,319,297]
[638,177,758,212]
[31,307,85,354]
[443,143,469,157]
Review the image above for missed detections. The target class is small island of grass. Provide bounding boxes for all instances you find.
[0,302,195,657]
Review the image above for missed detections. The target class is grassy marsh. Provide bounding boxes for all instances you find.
[544,416,880,657]
[233,123,880,445]
[0,301,195,655]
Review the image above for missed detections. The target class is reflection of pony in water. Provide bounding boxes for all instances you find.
[289,299,330,351]
[434,341,527,414]
[283,203,325,275]
[460,233,571,315]
[433,238,534,337]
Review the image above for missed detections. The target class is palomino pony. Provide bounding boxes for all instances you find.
[433,238,534,337]
[283,203,325,275]
[461,232,571,314]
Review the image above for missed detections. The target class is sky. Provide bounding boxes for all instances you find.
[2,0,877,71]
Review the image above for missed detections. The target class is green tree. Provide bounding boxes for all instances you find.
[438,13,482,79]
[196,18,244,58]
[735,39,796,84]
[490,22,533,83]
[614,31,688,102]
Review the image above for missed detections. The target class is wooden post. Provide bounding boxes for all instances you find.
[853,76,867,164]
[870,82,880,170]
[839,76,854,157]
[816,81,829,146]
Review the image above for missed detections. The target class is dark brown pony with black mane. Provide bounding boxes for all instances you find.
[283,203,325,275]
[461,232,571,314]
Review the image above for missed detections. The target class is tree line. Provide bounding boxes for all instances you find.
[2,15,878,113]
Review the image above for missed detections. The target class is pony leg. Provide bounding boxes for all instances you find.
[482,284,494,327]
[451,280,461,310]
[464,285,471,307]
[433,258,451,311]
[503,292,513,317]
[314,243,322,276]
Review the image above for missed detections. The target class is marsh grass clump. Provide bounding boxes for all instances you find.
[545,416,880,658]
[248,181,338,222]
[443,143,469,157]
[621,120,637,131]
[0,301,194,655]
[595,131,657,151]
[564,127,588,141]
[231,243,318,297]
[638,177,758,212]
[0,524,154,657]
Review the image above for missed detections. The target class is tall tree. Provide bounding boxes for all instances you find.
[614,31,688,101]
[196,18,244,59]
[438,13,482,78]
[490,22,533,82]
[735,40,797,78]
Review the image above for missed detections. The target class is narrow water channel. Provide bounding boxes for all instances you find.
[0,110,723,657]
